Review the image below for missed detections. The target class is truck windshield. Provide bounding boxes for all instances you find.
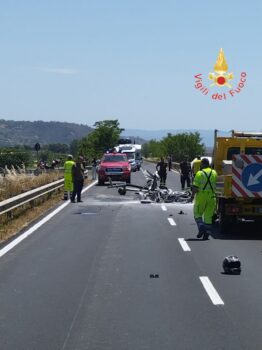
[245,147,262,155]
[227,147,240,160]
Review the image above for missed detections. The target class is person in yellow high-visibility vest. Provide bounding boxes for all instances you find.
[192,155,202,178]
[191,158,217,240]
[63,155,75,200]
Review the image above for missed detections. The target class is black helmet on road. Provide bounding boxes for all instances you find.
[223,255,241,274]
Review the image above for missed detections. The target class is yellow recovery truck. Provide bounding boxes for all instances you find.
[213,130,262,232]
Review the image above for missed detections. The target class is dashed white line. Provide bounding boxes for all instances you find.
[161,205,167,211]
[168,217,176,226]
[199,276,224,306]
[178,238,191,251]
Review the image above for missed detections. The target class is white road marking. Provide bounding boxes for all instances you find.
[161,205,167,211]
[178,238,191,251]
[199,276,224,306]
[0,181,97,258]
[168,217,176,226]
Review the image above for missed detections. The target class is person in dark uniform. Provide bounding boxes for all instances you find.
[71,156,85,203]
[156,157,167,186]
[179,157,191,190]
[167,155,172,171]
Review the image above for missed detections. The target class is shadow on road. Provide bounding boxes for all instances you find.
[211,222,262,240]
[186,238,204,242]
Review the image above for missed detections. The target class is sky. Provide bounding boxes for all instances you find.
[0,0,261,131]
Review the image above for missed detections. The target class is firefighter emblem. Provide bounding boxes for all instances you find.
[209,48,233,88]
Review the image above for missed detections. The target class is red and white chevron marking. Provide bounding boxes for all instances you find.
[232,154,262,198]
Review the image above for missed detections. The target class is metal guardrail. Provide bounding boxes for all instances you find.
[0,179,64,215]
[0,169,90,215]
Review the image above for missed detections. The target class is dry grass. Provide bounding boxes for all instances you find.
[0,190,63,243]
[0,167,92,243]
[0,167,63,201]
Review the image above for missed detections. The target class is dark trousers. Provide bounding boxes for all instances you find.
[168,162,172,171]
[180,174,191,190]
[159,173,167,186]
[72,179,84,202]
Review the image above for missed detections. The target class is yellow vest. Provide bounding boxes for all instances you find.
[192,159,201,175]
[64,160,75,191]
[193,167,217,192]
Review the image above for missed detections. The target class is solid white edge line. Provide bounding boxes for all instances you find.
[178,238,191,252]
[161,205,167,211]
[168,217,176,226]
[199,276,224,306]
[0,180,98,258]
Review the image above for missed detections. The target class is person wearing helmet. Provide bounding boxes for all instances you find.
[191,158,217,240]
[63,155,75,200]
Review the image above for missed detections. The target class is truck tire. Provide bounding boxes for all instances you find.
[126,176,131,184]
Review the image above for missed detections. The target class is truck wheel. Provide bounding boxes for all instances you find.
[126,176,131,184]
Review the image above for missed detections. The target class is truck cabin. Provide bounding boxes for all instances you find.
[213,130,262,176]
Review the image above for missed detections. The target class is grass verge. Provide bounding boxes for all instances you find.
[0,179,93,244]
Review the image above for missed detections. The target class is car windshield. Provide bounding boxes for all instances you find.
[103,155,127,162]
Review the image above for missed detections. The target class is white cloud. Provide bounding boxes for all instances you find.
[34,67,79,75]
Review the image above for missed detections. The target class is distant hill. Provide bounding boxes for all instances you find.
[0,119,93,147]
[124,129,229,147]
[0,119,229,148]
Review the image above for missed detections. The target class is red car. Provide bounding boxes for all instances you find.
[97,153,131,185]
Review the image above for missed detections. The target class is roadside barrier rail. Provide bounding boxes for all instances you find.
[0,169,89,215]
[0,179,64,215]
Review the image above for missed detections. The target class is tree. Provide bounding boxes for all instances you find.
[70,139,80,156]
[78,119,124,159]
[143,132,205,162]
[47,143,69,154]
[0,149,32,168]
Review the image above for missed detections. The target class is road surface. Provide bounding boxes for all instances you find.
[0,161,261,349]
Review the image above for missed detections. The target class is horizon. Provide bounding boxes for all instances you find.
[1,117,257,134]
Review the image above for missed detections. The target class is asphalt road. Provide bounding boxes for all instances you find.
[0,161,262,349]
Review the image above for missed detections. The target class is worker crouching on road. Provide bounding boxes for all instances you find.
[71,156,85,203]
[191,158,217,240]
[64,155,75,200]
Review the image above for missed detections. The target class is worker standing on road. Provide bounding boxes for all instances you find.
[191,158,217,240]
[63,155,75,200]
[192,155,202,178]
[167,155,172,171]
[71,156,85,203]
[179,157,191,190]
[156,157,167,186]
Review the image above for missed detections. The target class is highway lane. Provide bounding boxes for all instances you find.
[0,162,262,349]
